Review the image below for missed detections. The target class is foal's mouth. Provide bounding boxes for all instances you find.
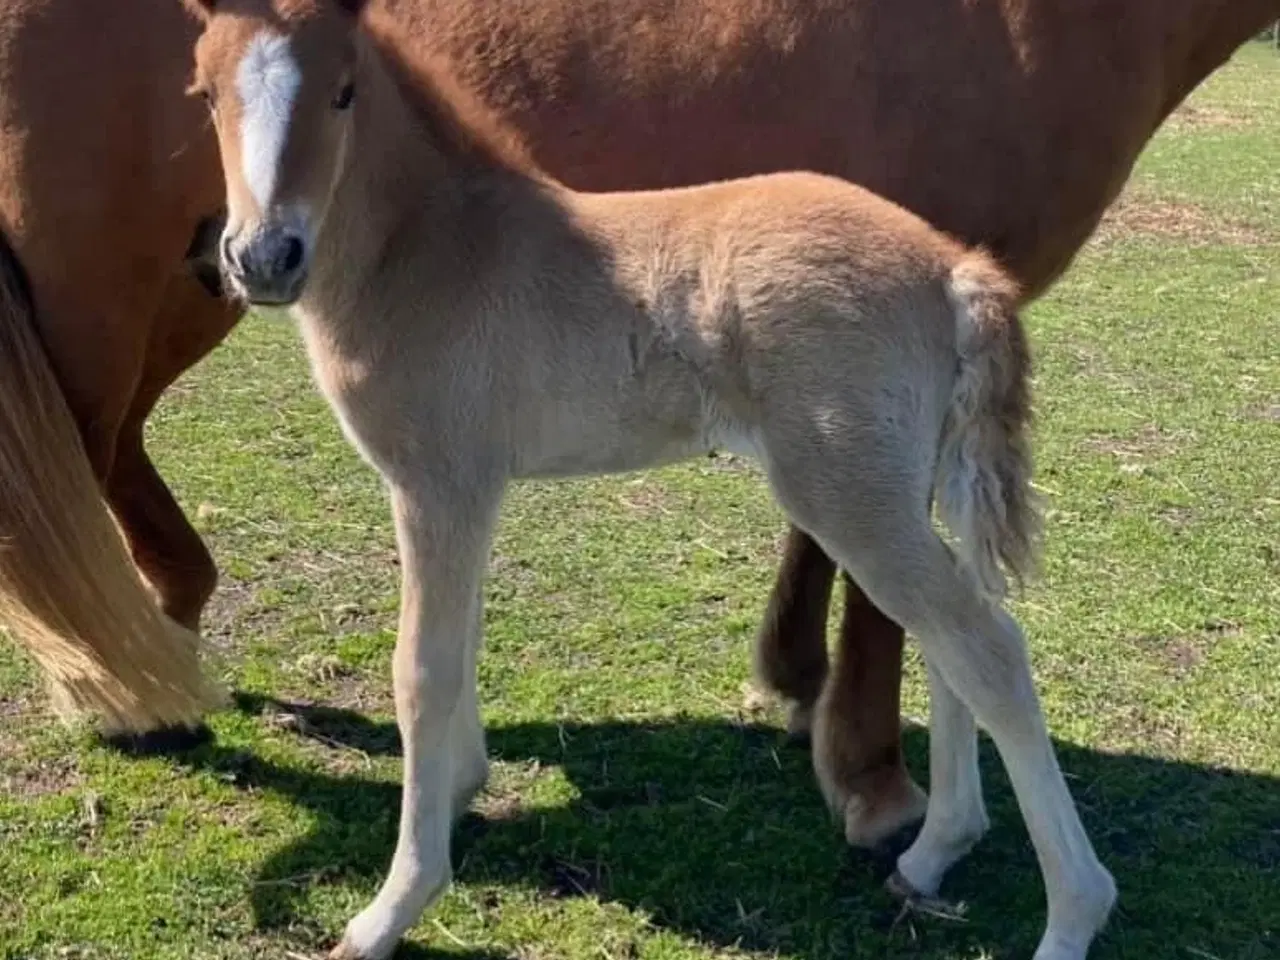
[226,268,309,308]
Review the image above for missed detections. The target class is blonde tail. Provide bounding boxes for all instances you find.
[0,232,223,733]
[934,252,1041,599]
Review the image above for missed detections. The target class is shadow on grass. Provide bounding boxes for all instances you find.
[164,692,1277,959]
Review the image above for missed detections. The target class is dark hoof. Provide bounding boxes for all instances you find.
[784,727,813,748]
[98,722,214,756]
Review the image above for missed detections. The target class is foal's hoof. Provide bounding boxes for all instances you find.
[842,772,928,849]
[885,870,968,921]
[97,722,214,756]
[328,941,370,960]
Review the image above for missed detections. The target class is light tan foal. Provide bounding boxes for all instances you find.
[183,0,1116,957]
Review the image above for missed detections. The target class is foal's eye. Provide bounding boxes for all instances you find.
[188,84,214,109]
[332,81,355,110]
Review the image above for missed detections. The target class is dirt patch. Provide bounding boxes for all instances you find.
[539,854,608,899]
[1156,504,1197,529]
[1091,189,1269,247]
[0,750,82,798]
[472,759,549,822]
[201,574,273,650]
[1104,702,1193,753]
[1245,402,1280,423]
[1164,102,1249,133]
[1131,619,1240,679]
[327,673,392,714]
[615,479,675,518]
[702,450,757,474]
[0,692,84,797]
[1080,423,1194,462]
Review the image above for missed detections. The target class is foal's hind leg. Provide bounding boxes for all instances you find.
[892,662,988,894]
[769,446,1112,958]
[820,527,1113,959]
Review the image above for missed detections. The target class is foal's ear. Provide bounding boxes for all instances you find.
[179,0,217,21]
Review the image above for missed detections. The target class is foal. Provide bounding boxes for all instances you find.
[185,0,1115,957]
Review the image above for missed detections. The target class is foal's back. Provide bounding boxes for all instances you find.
[455,170,995,481]
[576,170,976,363]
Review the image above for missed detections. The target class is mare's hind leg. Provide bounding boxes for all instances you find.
[756,527,924,848]
[812,581,927,847]
[753,527,835,735]
[107,269,241,630]
[769,468,1112,958]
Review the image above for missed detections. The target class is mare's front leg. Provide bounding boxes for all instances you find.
[335,480,501,960]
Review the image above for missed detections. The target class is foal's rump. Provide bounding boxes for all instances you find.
[722,182,1036,602]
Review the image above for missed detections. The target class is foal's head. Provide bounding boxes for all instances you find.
[183,0,365,305]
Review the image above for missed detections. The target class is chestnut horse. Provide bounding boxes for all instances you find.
[184,6,1118,960]
[2,0,1278,846]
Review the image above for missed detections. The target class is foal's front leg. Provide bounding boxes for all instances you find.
[335,484,500,960]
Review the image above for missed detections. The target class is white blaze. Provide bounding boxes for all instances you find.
[235,31,302,211]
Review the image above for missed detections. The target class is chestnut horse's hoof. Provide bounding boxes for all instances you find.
[97,722,213,756]
[841,769,928,849]
[784,699,815,741]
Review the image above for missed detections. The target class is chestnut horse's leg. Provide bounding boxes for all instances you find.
[813,572,927,846]
[753,526,835,735]
[106,269,241,631]
[756,526,924,847]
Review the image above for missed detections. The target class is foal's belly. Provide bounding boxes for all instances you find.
[510,377,756,482]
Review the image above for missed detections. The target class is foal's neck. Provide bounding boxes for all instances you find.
[305,22,555,319]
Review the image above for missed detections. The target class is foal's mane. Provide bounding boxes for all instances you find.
[361,9,540,181]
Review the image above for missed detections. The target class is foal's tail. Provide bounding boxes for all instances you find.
[0,230,221,732]
[933,251,1041,600]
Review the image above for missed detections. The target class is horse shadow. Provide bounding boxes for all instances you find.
[159,692,1278,959]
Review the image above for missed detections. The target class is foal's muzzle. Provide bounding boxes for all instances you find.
[221,223,309,306]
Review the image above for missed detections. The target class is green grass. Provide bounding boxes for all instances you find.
[3,41,1279,960]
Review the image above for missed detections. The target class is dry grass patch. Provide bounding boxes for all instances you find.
[1092,187,1270,247]
[1164,101,1250,133]
[1079,423,1195,464]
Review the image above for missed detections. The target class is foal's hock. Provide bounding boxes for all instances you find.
[185,1,1116,958]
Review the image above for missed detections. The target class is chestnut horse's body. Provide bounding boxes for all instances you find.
[1,0,1278,836]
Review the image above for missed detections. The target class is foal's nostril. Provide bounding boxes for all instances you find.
[282,236,304,273]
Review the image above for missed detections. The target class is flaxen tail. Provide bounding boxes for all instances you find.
[934,251,1041,600]
[0,230,223,732]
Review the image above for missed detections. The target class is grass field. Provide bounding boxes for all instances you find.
[2,41,1278,960]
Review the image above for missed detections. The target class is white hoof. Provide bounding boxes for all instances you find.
[337,864,452,960]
